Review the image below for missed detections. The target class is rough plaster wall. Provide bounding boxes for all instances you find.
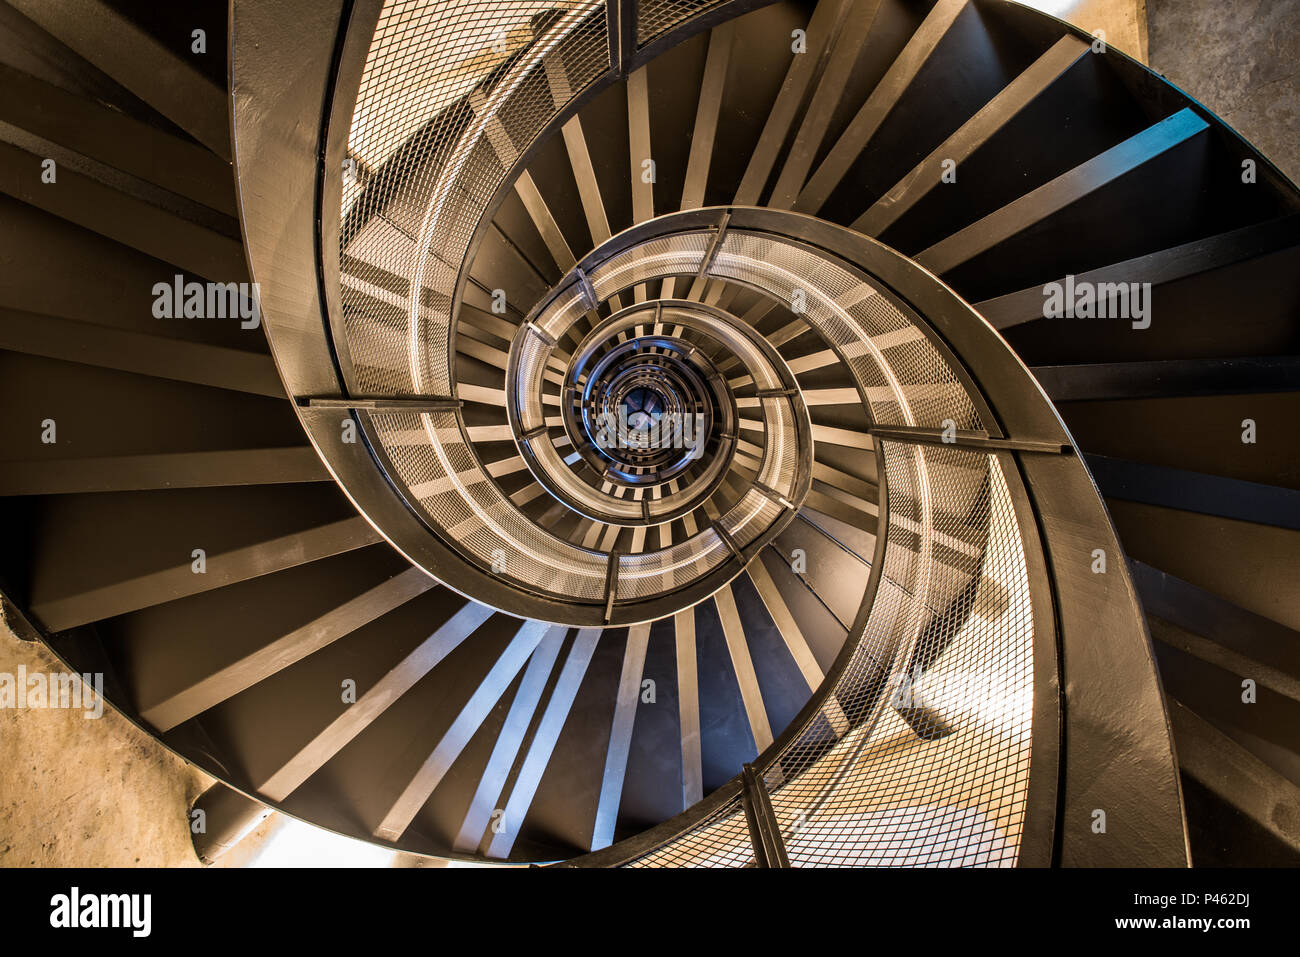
[1146,0,1300,184]
[0,618,211,866]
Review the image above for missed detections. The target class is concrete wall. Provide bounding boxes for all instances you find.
[1146,0,1300,184]
[0,618,210,867]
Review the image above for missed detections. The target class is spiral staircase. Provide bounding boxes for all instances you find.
[1,0,1297,867]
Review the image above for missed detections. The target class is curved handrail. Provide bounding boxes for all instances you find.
[558,207,1188,867]
[232,0,1189,866]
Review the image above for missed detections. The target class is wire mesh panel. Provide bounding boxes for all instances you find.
[636,0,728,46]
[628,449,1034,867]
[370,410,611,601]
[626,796,755,867]
[341,1,609,399]
[773,448,1030,866]
[711,231,983,431]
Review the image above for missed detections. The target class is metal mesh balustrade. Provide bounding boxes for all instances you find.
[627,796,755,867]
[755,395,797,492]
[719,488,784,547]
[587,233,714,306]
[627,447,1034,867]
[615,529,729,601]
[770,451,1030,866]
[534,284,588,348]
[636,0,727,46]
[342,1,609,398]
[529,437,646,521]
[710,232,983,431]
[338,4,611,606]
[371,410,611,600]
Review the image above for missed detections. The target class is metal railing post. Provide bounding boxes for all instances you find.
[740,763,789,867]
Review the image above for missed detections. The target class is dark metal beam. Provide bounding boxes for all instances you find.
[733,0,854,205]
[0,61,235,214]
[0,309,283,398]
[1166,697,1300,859]
[607,0,637,78]
[769,0,881,210]
[796,0,967,214]
[975,213,1300,329]
[918,108,1210,275]
[869,425,1070,454]
[0,121,245,280]
[1131,559,1300,689]
[854,34,1090,235]
[31,515,382,632]
[8,0,231,159]
[1034,356,1300,401]
[190,783,272,865]
[1088,454,1300,531]
[141,567,437,732]
[603,551,620,622]
[0,447,329,497]
[687,211,731,300]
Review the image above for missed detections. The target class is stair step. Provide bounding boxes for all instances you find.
[8,0,230,159]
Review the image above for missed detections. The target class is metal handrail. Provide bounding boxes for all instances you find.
[558,206,1185,867]
[233,0,1189,866]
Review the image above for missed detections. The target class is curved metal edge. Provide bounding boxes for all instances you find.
[319,0,382,398]
[563,205,1187,867]
[996,449,1060,868]
[506,293,809,525]
[559,437,893,867]
[775,210,1188,867]
[448,0,786,373]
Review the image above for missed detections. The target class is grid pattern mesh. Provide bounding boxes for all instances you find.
[719,488,784,547]
[371,410,610,600]
[588,232,713,300]
[755,396,797,493]
[627,797,754,867]
[341,0,609,397]
[615,529,728,600]
[711,232,982,431]
[629,450,1033,867]
[636,0,727,46]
